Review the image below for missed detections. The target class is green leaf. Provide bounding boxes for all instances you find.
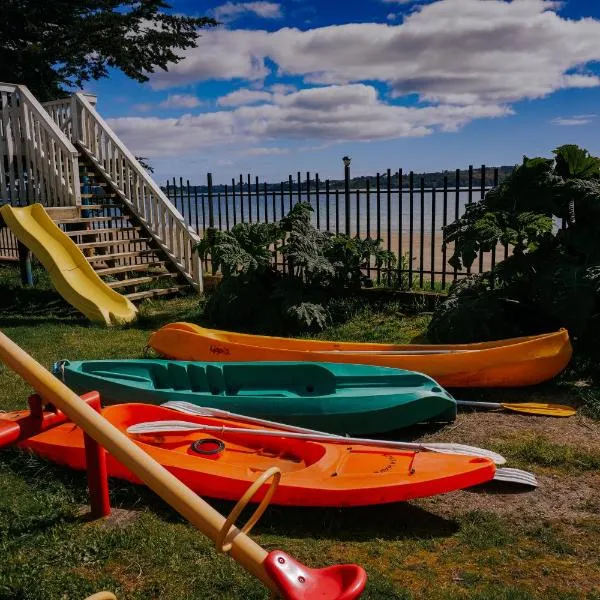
[554,145,600,180]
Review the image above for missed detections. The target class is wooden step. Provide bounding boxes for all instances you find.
[63,226,141,237]
[56,216,124,225]
[81,192,118,200]
[107,273,179,289]
[87,250,158,263]
[77,237,151,249]
[77,203,124,211]
[95,262,168,276]
[126,285,189,301]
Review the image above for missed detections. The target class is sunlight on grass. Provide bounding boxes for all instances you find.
[495,435,600,473]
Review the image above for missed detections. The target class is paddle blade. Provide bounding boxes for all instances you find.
[501,402,576,417]
[492,467,539,488]
[423,443,506,465]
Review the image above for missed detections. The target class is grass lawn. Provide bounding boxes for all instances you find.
[1,264,599,600]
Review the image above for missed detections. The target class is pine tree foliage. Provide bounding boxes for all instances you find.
[1,0,216,100]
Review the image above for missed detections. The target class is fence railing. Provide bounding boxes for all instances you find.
[165,164,513,291]
[0,83,80,207]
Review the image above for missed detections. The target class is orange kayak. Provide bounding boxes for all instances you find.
[9,403,495,507]
[148,324,572,388]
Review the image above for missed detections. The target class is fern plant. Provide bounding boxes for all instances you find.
[197,202,401,333]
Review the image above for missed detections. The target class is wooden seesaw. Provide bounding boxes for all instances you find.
[0,330,367,599]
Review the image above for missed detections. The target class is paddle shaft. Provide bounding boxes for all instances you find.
[131,421,480,457]
[0,331,279,593]
[163,402,505,464]
[457,400,503,409]
[456,399,575,416]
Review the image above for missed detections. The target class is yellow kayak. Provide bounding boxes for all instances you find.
[148,324,572,388]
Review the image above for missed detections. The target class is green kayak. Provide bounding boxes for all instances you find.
[53,360,456,435]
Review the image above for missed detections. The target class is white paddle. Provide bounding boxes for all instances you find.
[148,401,506,465]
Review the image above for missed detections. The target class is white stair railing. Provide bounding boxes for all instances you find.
[69,92,203,291]
[0,83,80,206]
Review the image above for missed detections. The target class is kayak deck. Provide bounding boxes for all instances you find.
[18,403,495,507]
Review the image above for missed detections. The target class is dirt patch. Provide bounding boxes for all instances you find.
[78,506,140,529]
[410,405,600,525]
[420,410,600,453]
[417,471,600,523]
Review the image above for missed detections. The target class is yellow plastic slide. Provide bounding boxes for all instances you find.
[0,203,137,325]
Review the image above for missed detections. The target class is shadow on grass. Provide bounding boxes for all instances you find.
[1,447,459,544]
[0,265,86,326]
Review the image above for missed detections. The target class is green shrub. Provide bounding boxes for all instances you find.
[197,202,398,333]
[429,145,600,351]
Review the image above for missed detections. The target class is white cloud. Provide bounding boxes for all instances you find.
[213,2,282,22]
[269,83,297,95]
[240,147,289,156]
[108,84,510,157]
[218,89,273,106]
[132,103,153,112]
[150,0,600,107]
[159,94,202,109]
[386,13,399,21]
[551,114,596,126]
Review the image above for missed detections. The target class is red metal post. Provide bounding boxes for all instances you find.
[83,394,111,518]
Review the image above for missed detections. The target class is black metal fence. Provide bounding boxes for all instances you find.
[165,164,513,291]
[0,163,514,291]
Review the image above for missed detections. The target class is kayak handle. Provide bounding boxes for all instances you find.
[216,467,281,554]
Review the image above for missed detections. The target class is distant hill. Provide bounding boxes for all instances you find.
[338,165,515,190]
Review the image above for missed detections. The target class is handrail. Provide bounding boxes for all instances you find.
[0,83,81,206]
[16,86,78,157]
[73,93,197,237]
[71,92,203,290]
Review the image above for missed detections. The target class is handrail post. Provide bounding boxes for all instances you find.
[70,94,80,143]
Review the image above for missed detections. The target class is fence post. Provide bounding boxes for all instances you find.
[207,172,214,228]
[343,156,351,235]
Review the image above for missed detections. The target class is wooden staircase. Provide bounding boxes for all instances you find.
[53,155,191,302]
[1,83,203,297]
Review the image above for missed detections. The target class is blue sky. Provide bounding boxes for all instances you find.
[87,0,600,185]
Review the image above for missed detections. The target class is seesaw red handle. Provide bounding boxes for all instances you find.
[265,551,367,600]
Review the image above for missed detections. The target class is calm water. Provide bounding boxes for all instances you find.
[167,190,482,238]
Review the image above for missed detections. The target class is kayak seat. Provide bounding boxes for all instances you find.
[187,364,210,392]
[221,363,336,397]
[206,364,225,395]
[167,362,191,391]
